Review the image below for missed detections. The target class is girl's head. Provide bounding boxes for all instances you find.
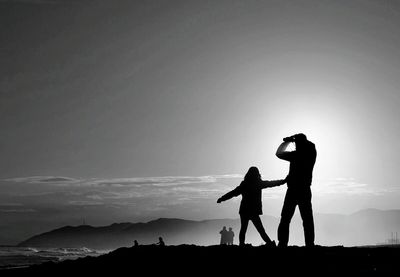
[244,166,261,183]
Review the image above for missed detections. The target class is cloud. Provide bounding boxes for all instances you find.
[0,208,36,213]
[314,178,392,196]
[13,191,64,197]
[4,174,242,188]
[1,174,244,213]
[82,175,241,188]
[85,191,145,200]
[9,174,393,207]
[4,176,80,185]
[0,0,81,4]
[39,177,78,183]
[68,200,104,206]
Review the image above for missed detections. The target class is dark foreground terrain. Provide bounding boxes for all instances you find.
[3,245,400,276]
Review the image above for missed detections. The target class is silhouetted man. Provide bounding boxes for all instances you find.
[276,133,317,247]
[219,226,228,245]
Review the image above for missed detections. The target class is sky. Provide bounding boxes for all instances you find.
[1,0,400,244]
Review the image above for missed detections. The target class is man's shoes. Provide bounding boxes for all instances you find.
[305,243,316,248]
[277,242,287,248]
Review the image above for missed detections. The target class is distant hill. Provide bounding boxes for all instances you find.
[18,218,244,250]
[18,209,400,249]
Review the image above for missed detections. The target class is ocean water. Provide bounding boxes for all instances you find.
[0,246,107,269]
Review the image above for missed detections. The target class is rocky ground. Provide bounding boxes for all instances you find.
[3,244,400,276]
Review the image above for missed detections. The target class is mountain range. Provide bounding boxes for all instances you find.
[18,209,400,250]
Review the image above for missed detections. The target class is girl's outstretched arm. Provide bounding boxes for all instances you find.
[217,186,241,203]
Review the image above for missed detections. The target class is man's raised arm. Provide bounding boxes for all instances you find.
[276,142,294,161]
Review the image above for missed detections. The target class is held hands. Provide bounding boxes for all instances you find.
[266,176,289,188]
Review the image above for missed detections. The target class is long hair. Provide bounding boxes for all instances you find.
[243,166,261,184]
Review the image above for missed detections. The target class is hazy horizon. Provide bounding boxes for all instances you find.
[1,0,400,245]
[14,209,400,248]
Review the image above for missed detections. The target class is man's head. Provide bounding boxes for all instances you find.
[294,133,307,142]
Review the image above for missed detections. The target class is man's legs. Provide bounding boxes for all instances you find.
[277,189,297,247]
[251,215,273,245]
[298,187,315,247]
[239,215,249,245]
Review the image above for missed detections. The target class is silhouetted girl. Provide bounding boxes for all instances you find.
[217,166,286,246]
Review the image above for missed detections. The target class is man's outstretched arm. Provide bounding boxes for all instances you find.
[276,142,294,161]
[217,186,241,203]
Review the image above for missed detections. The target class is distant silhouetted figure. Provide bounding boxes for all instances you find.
[276,133,317,247]
[217,166,286,246]
[219,226,229,245]
[227,227,235,245]
[134,240,139,247]
[156,237,165,246]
